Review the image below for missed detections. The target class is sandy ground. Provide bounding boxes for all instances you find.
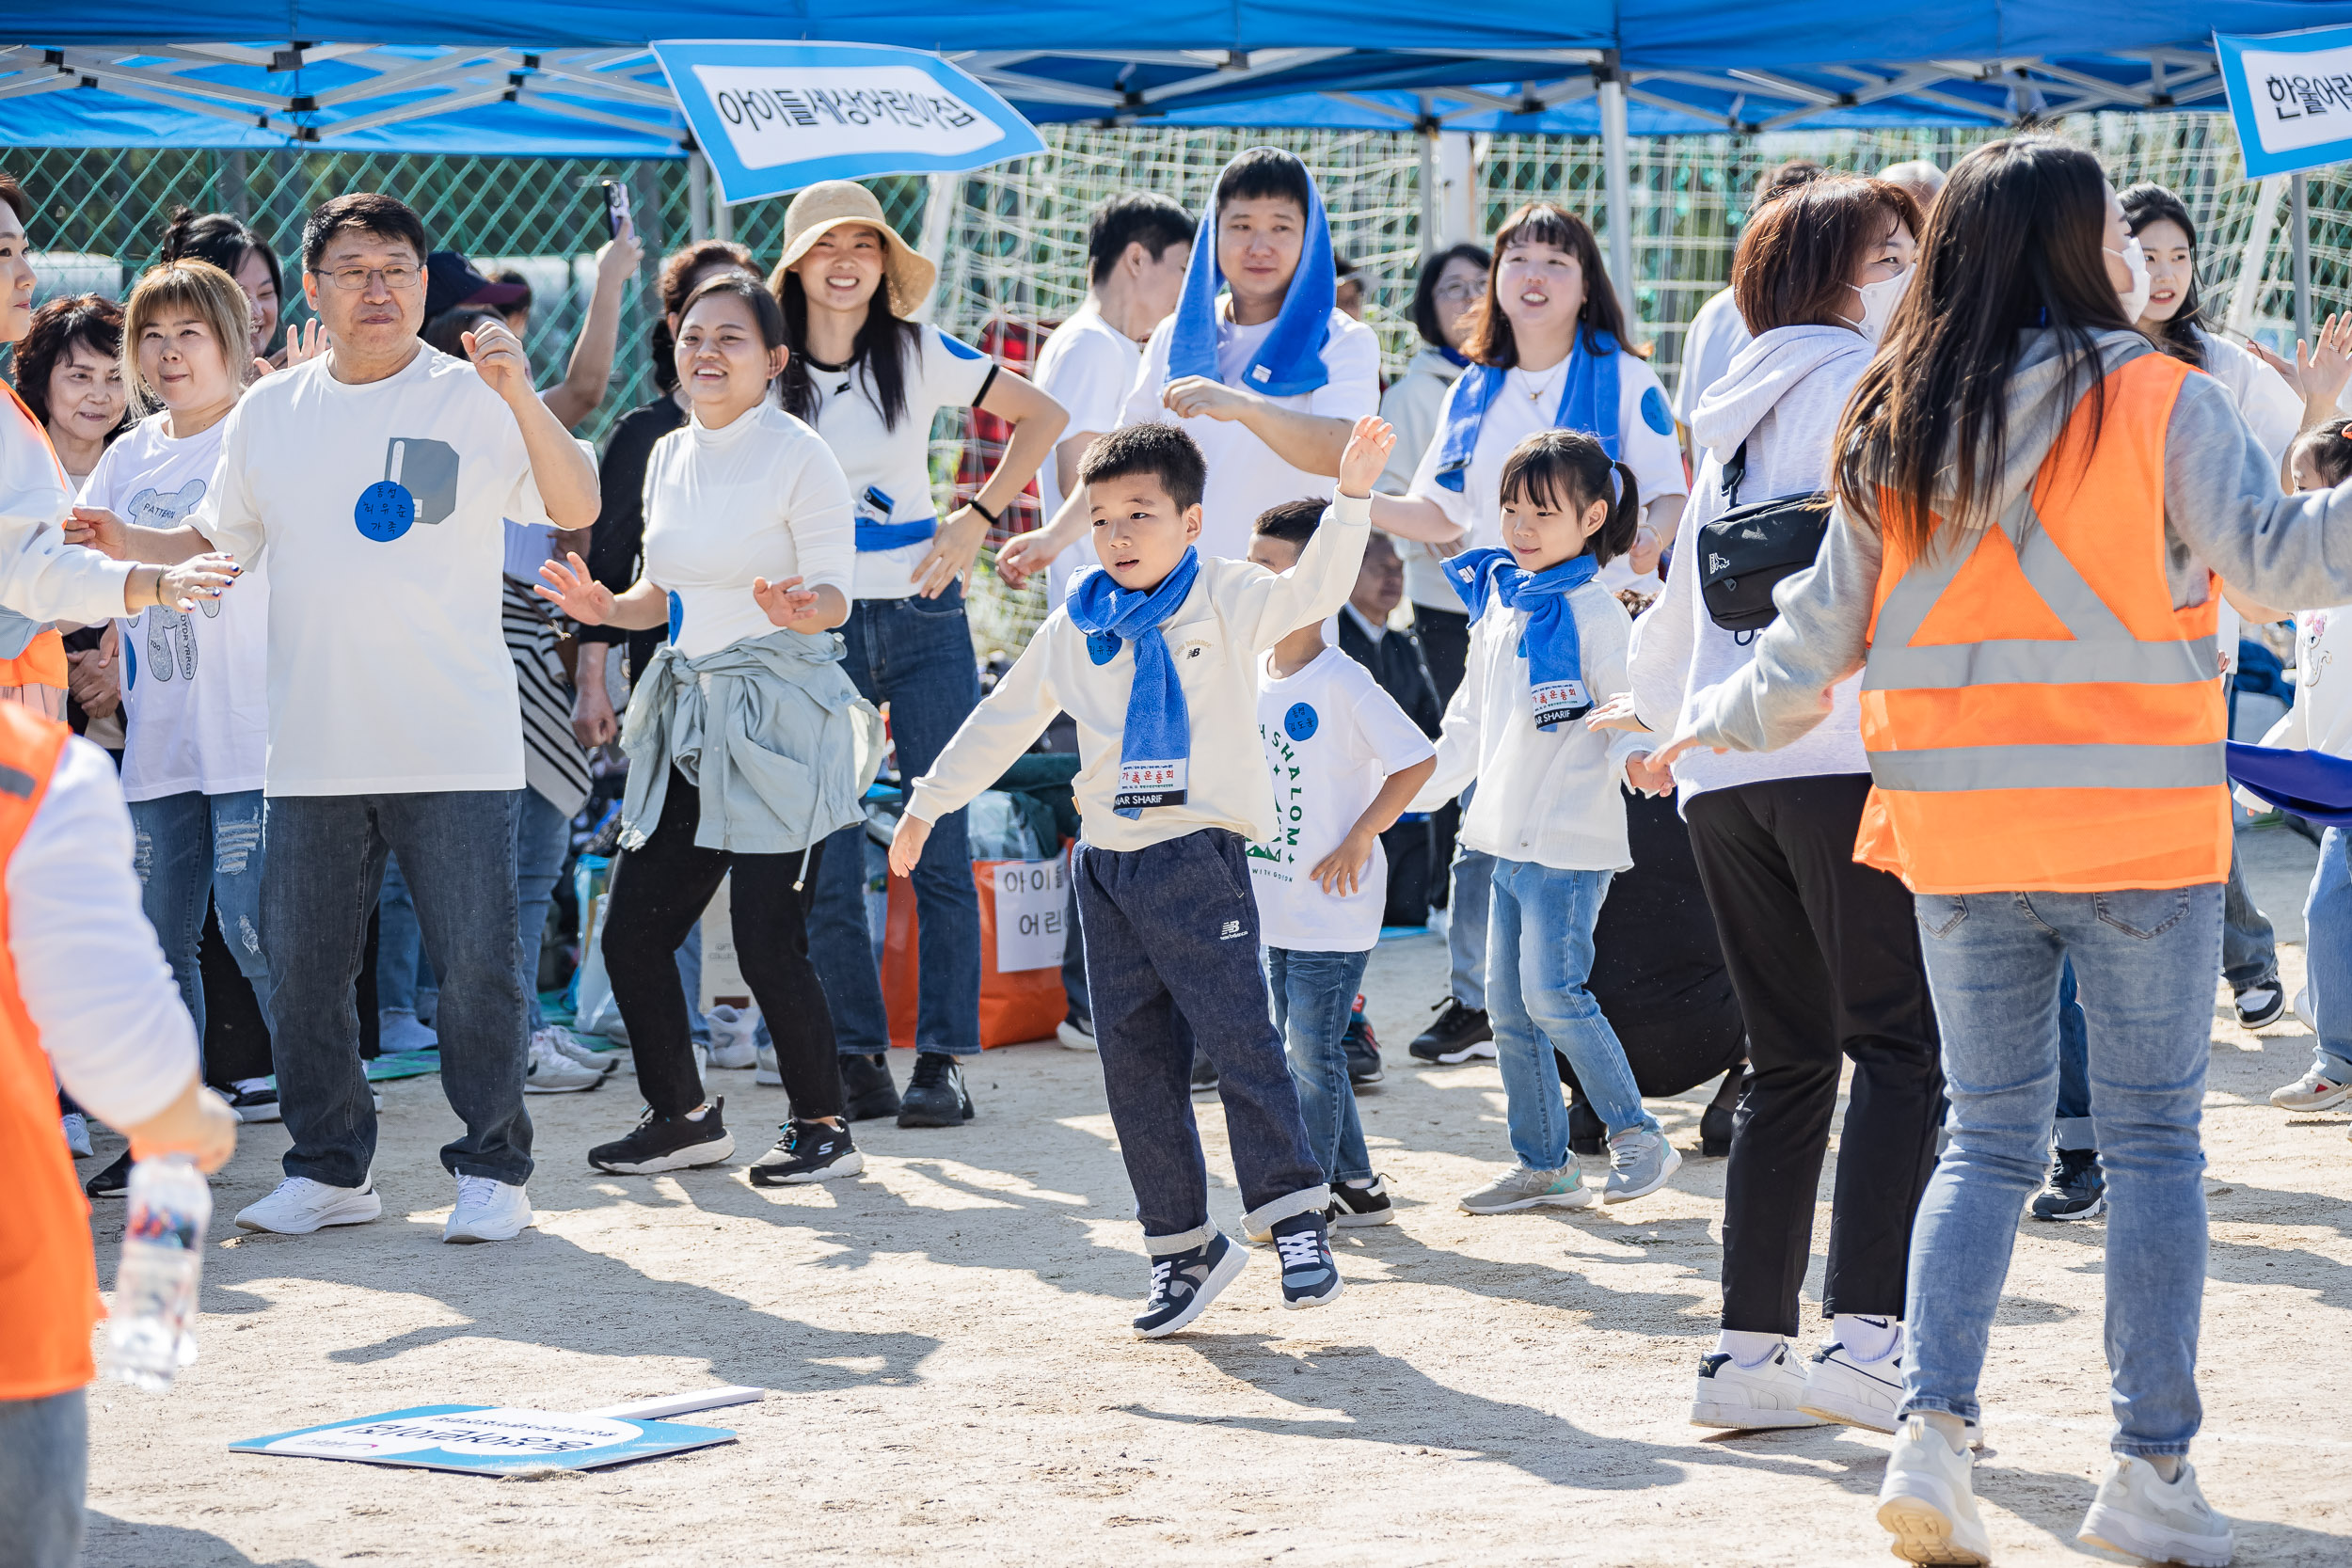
[73,820,2352,1567]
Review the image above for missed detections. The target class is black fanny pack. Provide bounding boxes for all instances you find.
[1696,441,1832,634]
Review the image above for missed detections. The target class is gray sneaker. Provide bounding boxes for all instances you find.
[2078,1455,2234,1568]
[1458,1164,1594,1214]
[1602,1126,1681,1204]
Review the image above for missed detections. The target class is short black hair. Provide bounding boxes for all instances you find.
[1252,498,1326,548]
[1411,242,1490,347]
[1333,253,1358,279]
[493,267,534,317]
[159,207,283,326]
[422,305,500,359]
[1498,429,1643,567]
[302,192,428,273]
[0,170,27,225]
[2296,418,2352,488]
[1076,423,1206,514]
[1215,147,1312,218]
[1088,193,1196,285]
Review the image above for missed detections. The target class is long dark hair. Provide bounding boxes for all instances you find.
[771,261,921,431]
[2122,182,2206,371]
[1463,203,1642,366]
[1498,429,1642,566]
[1411,242,1491,348]
[1833,135,2131,556]
[159,208,282,343]
[12,293,127,432]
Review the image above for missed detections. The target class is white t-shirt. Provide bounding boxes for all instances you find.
[1121,303,1381,563]
[1248,644,1437,952]
[194,348,547,797]
[1406,354,1688,597]
[799,324,995,602]
[78,413,269,801]
[1673,287,1750,428]
[1034,302,1143,609]
[642,402,856,659]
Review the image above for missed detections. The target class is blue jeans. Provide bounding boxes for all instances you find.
[2221,842,2277,992]
[376,851,438,1020]
[1268,946,1374,1184]
[514,787,571,1032]
[264,790,531,1187]
[128,788,272,1052]
[1906,884,2222,1456]
[0,1388,84,1568]
[807,586,981,1055]
[1074,829,1327,1248]
[2304,828,2352,1083]
[1448,845,1496,1010]
[2055,959,2093,1151]
[1486,858,1657,1168]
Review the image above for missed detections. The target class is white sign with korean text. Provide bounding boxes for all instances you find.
[993,858,1068,974]
[2219,27,2352,177]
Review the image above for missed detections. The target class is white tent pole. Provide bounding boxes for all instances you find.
[2226,173,2287,341]
[1599,58,1634,323]
[688,152,709,242]
[914,171,959,322]
[1437,131,1475,245]
[2293,171,2312,350]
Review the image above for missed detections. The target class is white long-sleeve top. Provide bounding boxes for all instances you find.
[24,737,200,1126]
[1407,576,1650,872]
[909,494,1373,851]
[2,388,135,627]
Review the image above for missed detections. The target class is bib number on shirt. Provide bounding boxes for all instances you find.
[1531,678,1591,730]
[1115,757,1188,813]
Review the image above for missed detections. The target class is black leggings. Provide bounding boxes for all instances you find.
[601,769,843,1122]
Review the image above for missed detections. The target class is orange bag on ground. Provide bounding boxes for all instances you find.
[881,846,1072,1049]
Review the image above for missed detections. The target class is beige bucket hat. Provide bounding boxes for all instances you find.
[773,181,937,317]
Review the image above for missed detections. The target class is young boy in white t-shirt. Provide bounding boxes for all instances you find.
[1246,499,1435,1227]
[894,417,1396,1338]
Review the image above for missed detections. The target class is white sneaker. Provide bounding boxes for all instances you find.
[1801,1341,1906,1433]
[2269,1061,2352,1112]
[61,1112,92,1158]
[524,1036,606,1094]
[378,1008,438,1054]
[755,1043,782,1086]
[1691,1341,1825,1430]
[236,1176,383,1234]
[444,1174,532,1243]
[1877,1416,1993,1565]
[706,1005,759,1069]
[537,1024,617,1076]
[1056,1016,1097,1053]
[2079,1456,2234,1567]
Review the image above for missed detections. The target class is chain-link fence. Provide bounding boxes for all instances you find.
[2,113,2335,654]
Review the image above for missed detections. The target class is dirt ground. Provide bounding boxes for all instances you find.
[74,821,2352,1567]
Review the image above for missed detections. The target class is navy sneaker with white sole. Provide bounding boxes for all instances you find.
[1271,1213,1343,1308]
[1134,1231,1247,1338]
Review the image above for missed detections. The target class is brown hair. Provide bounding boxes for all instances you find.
[1498,429,1642,566]
[12,294,126,431]
[122,259,254,404]
[1462,203,1644,366]
[0,171,27,225]
[1734,177,1920,335]
[651,240,756,391]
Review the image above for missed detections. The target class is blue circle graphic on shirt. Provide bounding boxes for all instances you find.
[1640,385,1675,436]
[666,591,685,643]
[1284,702,1319,741]
[1086,630,1120,666]
[354,481,416,542]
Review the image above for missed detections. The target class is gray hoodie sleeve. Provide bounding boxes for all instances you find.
[2164,371,2352,610]
[1687,508,1879,753]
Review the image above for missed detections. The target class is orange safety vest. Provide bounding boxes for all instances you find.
[0,701,95,1400]
[1853,347,2230,895]
[0,384,72,691]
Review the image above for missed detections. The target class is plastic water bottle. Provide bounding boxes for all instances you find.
[101,1155,212,1392]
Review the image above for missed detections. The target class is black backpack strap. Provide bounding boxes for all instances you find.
[1721,441,1748,507]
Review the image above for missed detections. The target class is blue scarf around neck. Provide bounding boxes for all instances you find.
[1067,547,1203,818]
[1431,328,1622,493]
[1166,151,1337,399]
[1444,547,1599,731]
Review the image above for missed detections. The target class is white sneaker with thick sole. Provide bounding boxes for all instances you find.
[1691,1341,1825,1430]
[2078,1456,2234,1568]
[1877,1416,1993,1565]
[538,1025,618,1076]
[444,1175,532,1243]
[1056,1017,1097,1053]
[1801,1342,1905,1433]
[706,1004,761,1069]
[525,1037,606,1094]
[236,1176,384,1234]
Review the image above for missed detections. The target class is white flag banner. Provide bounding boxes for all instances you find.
[2219,26,2352,177]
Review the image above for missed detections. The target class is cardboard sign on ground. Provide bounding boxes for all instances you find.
[231,1404,735,1476]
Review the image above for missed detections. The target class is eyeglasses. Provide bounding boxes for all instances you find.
[310,264,421,292]
[1435,280,1485,303]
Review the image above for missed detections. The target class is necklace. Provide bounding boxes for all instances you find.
[1517,360,1565,405]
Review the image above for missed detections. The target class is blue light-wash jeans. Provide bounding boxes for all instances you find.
[1074,830,1328,1249]
[376,851,438,1022]
[807,585,981,1056]
[1487,858,1658,1170]
[514,786,571,1032]
[2301,827,2352,1084]
[264,790,532,1188]
[1906,883,2222,1456]
[128,788,272,1052]
[0,1388,84,1568]
[1448,845,1496,1010]
[1268,945,1374,1184]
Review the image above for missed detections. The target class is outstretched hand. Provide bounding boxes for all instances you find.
[994,528,1059,591]
[753,574,819,628]
[1336,415,1397,499]
[536,551,617,625]
[157,554,240,612]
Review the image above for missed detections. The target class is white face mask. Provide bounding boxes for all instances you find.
[2111,234,2151,320]
[1846,264,1912,344]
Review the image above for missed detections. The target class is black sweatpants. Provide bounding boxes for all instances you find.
[601,768,843,1122]
[1685,773,1944,1336]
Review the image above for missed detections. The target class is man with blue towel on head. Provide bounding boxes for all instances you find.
[1120,148,1382,563]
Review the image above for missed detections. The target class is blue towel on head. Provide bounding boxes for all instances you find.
[1444,546,1599,731]
[2227,740,2352,826]
[1067,547,1203,818]
[1430,329,1623,493]
[1166,151,1336,399]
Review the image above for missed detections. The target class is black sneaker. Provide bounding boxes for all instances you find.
[588,1099,736,1174]
[86,1148,134,1199]
[1700,1102,1735,1159]
[1343,1002,1383,1085]
[747,1118,865,1185]
[840,1053,901,1121]
[1133,1230,1248,1338]
[2234,981,2286,1029]
[1327,1175,1394,1228]
[1568,1095,1607,1158]
[1190,1052,1219,1097]
[898,1053,973,1128]
[1408,998,1495,1064]
[1270,1212,1343,1308]
[2029,1147,2106,1221]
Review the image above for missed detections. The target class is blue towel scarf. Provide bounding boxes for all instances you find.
[1068,547,1203,817]
[1444,546,1599,731]
[1431,329,1622,494]
[1166,151,1337,399]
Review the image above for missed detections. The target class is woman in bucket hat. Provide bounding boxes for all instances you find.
[770,180,1068,1130]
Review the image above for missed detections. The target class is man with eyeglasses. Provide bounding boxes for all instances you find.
[72,192,599,1243]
